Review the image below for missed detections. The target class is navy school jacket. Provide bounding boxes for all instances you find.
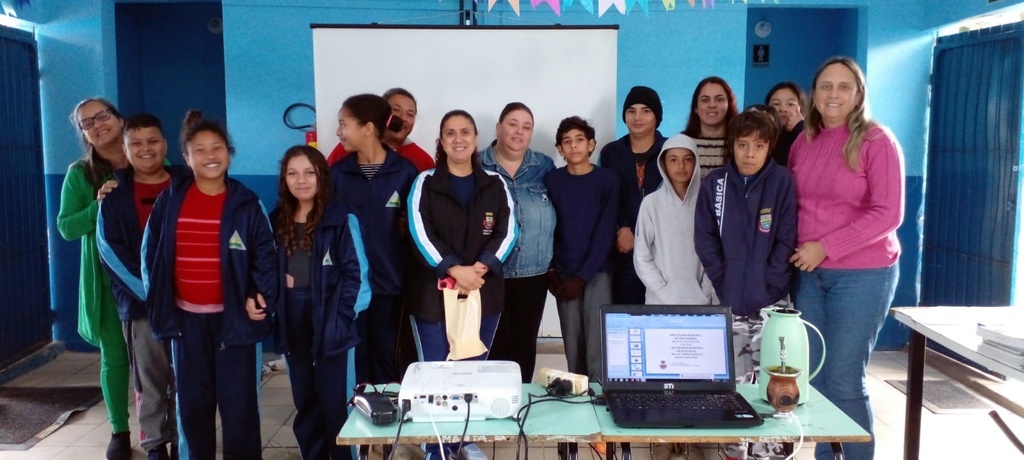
[330,149,418,296]
[142,176,278,345]
[407,163,518,323]
[271,200,371,360]
[97,165,188,321]
[693,159,797,317]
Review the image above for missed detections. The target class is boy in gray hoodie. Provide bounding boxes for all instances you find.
[634,133,712,305]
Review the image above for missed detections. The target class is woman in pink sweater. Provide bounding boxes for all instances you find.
[789,57,904,460]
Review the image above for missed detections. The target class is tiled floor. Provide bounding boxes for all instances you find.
[2,348,1024,459]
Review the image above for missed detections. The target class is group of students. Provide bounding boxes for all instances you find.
[57,55,902,460]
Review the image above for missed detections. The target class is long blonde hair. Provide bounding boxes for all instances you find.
[804,57,876,171]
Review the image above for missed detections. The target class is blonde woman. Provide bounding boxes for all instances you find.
[789,57,905,460]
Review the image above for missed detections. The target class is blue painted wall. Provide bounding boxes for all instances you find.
[115,2,226,164]
[12,0,1024,350]
[743,7,858,108]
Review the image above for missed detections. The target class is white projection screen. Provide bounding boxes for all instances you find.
[312,25,618,164]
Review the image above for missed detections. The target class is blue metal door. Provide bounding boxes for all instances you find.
[922,24,1024,306]
[0,26,52,368]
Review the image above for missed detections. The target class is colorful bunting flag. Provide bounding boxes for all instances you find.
[563,0,596,13]
[482,0,730,15]
[532,0,561,15]
[625,0,650,15]
[597,0,624,16]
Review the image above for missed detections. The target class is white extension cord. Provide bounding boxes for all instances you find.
[429,406,445,460]
[774,411,804,460]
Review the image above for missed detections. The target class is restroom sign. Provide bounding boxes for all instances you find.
[753,44,770,67]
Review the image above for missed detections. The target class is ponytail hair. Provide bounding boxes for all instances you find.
[341,94,403,140]
[180,110,235,157]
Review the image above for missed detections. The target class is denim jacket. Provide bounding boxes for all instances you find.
[481,145,556,278]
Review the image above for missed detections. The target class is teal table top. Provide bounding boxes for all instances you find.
[337,383,869,445]
[594,384,870,443]
[338,384,602,445]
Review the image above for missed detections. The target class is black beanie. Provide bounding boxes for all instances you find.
[622,85,663,127]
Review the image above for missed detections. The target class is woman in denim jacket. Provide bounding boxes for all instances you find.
[481,102,556,383]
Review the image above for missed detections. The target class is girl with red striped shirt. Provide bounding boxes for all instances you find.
[143,111,278,459]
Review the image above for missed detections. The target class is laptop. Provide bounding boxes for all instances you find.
[600,304,764,428]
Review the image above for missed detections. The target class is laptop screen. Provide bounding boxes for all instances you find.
[603,306,733,384]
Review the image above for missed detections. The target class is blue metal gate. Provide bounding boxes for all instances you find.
[0,26,52,368]
[922,24,1024,306]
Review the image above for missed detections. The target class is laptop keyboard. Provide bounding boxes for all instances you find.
[612,392,750,411]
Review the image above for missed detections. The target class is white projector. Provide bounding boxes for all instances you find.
[399,360,522,422]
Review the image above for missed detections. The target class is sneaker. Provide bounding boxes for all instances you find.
[458,443,487,460]
[106,432,133,460]
[147,444,171,460]
[720,442,748,460]
[749,442,786,459]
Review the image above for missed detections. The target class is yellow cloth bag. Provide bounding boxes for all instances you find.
[442,289,488,360]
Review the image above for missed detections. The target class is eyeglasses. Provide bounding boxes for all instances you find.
[78,109,112,130]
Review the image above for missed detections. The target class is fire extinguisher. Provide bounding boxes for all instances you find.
[304,129,317,149]
[283,102,317,148]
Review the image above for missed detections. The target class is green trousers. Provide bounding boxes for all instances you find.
[96,299,130,434]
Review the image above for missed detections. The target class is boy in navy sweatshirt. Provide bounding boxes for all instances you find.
[96,114,182,460]
[544,116,620,381]
[693,110,796,460]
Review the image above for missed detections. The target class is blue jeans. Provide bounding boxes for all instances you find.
[411,313,500,460]
[792,265,898,460]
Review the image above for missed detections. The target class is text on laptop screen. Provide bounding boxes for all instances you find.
[605,312,730,383]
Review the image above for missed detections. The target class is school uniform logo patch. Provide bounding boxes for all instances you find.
[386,191,401,208]
[483,211,495,236]
[228,231,246,250]
[323,250,333,266]
[758,208,772,233]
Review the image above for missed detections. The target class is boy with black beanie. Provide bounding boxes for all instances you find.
[597,85,668,305]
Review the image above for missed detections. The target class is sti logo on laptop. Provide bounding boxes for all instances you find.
[664,383,674,390]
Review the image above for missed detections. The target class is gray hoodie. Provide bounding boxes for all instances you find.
[633,134,713,304]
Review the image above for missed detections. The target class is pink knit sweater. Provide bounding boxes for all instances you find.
[789,124,905,269]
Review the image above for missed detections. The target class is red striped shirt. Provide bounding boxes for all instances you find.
[174,185,226,312]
